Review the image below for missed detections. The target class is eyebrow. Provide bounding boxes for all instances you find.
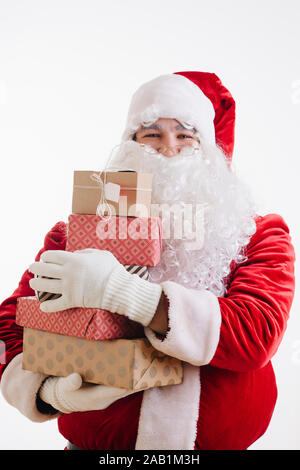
[140,124,196,133]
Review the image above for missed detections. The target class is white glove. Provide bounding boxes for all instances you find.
[38,373,136,414]
[29,249,162,326]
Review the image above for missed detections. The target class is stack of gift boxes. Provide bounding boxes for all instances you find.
[16,170,183,391]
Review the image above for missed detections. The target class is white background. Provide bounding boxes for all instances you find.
[0,0,299,450]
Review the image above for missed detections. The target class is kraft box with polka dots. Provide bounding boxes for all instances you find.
[22,328,183,390]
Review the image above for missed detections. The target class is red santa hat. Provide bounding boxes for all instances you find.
[121,71,236,160]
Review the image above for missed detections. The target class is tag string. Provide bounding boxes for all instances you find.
[89,143,143,221]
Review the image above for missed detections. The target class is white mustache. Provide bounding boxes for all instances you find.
[107,140,205,172]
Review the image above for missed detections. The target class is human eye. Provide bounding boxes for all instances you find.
[144,133,160,138]
[177,134,193,139]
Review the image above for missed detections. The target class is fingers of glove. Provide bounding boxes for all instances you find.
[28,261,63,279]
[29,276,63,294]
[91,386,136,410]
[40,250,73,265]
[57,373,83,394]
[39,296,69,313]
[97,384,133,398]
[77,383,134,402]
[74,248,100,255]
[75,248,118,264]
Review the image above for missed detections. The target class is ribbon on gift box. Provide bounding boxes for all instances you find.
[94,143,151,219]
[89,170,151,219]
[72,180,122,203]
[72,175,151,219]
[73,142,153,219]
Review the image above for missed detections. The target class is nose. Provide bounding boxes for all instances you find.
[160,146,179,158]
[159,139,182,157]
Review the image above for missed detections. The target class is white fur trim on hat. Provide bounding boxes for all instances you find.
[121,74,215,145]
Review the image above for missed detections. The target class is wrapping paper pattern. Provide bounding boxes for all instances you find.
[124,265,149,280]
[22,328,183,389]
[16,297,144,340]
[66,214,162,266]
[36,276,62,303]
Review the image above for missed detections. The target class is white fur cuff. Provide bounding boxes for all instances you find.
[145,281,222,365]
[0,353,61,423]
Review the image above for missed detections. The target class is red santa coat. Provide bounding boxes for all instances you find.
[0,212,295,450]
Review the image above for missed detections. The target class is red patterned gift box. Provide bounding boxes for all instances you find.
[66,214,162,267]
[16,296,144,341]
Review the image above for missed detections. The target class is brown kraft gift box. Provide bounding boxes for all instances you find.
[22,328,183,391]
[72,170,153,218]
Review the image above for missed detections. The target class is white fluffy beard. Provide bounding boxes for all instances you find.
[107,140,258,297]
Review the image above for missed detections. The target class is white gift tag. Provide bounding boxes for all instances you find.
[104,182,120,202]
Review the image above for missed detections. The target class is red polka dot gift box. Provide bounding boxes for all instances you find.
[16,296,145,341]
[66,214,162,267]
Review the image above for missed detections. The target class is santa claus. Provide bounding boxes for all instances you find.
[0,72,296,450]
